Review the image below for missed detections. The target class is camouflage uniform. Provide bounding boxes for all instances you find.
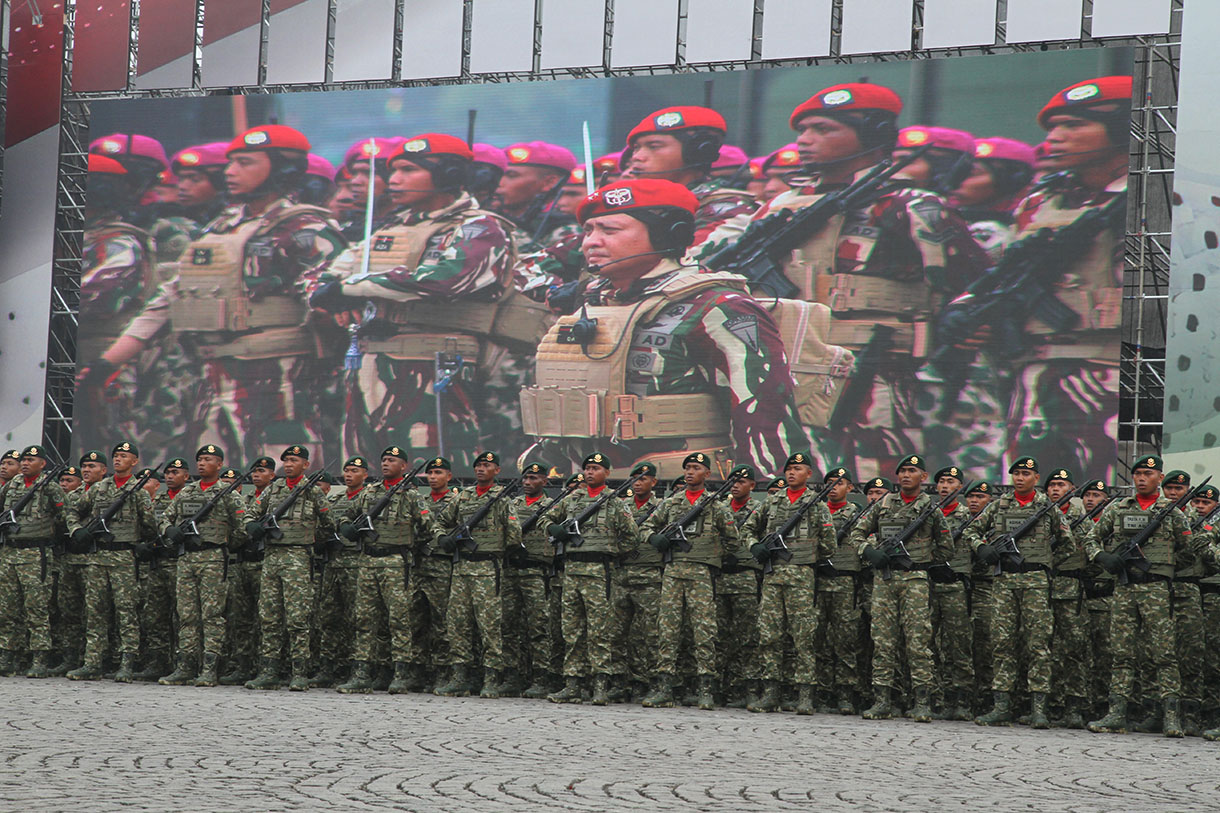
[407,487,458,678]
[433,483,522,677]
[0,473,68,662]
[314,484,368,672]
[504,490,562,687]
[686,176,757,247]
[70,474,158,671]
[814,499,866,705]
[55,487,90,669]
[930,501,974,713]
[613,492,664,691]
[1170,505,1207,726]
[719,496,762,698]
[1199,523,1220,725]
[1050,502,1091,716]
[224,486,264,678]
[141,486,182,672]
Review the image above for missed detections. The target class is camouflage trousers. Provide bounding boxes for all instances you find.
[1171,582,1204,703]
[447,558,503,670]
[655,561,718,678]
[970,577,994,700]
[612,566,662,683]
[1110,580,1179,700]
[1050,595,1090,701]
[990,571,1053,694]
[548,581,565,676]
[84,552,141,664]
[1086,591,1113,706]
[758,565,818,684]
[352,552,412,663]
[139,558,177,663]
[56,554,89,655]
[501,564,552,677]
[175,551,225,659]
[225,559,261,662]
[561,559,615,678]
[0,545,52,652]
[257,546,314,662]
[406,555,451,670]
[931,579,974,695]
[813,574,863,694]
[717,569,760,688]
[1202,588,1220,715]
[871,573,934,690]
[314,552,360,662]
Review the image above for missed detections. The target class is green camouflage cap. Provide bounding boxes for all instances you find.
[79,450,105,466]
[1,449,17,461]
[1193,484,1218,502]
[682,452,711,469]
[784,451,813,469]
[1132,455,1163,473]
[281,445,309,461]
[474,450,500,466]
[895,454,926,473]
[565,472,586,488]
[522,461,547,476]
[60,466,81,478]
[20,445,47,460]
[251,456,276,471]
[965,481,992,496]
[112,440,138,457]
[1081,479,1110,496]
[381,445,408,461]
[866,476,897,493]
[426,456,451,471]
[164,457,189,471]
[768,476,787,490]
[1009,456,1038,474]
[220,468,241,480]
[824,465,853,483]
[730,464,756,481]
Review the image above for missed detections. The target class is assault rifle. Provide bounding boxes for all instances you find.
[448,479,521,562]
[1113,476,1210,585]
[549,474,643,558]
[79,464,164,549]
[653,473,744,564]
[247,469,329,550]
[520,480,582,536]
[875,484,968,581]
[1072,497,1114,531]
[0,466,67,581]
[755,478,842,575]
[835,497,881,544]
[163,466,253,556]
[986,487,1077,577]
[344,460,428,546]
[703,147,930,299]
[1190,498,1220,533]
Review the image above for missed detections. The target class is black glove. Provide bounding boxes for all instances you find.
[438,533,458,554]
[547,522,570,542]
[1094,550,1124,574]
[163,525,186,546]
[750,542,770,564]
[863,545,891,569]
[974,543,1000,566]
[245,521,266,542]
[648,532,672,553]
[132,541,155,561]
[308,278,358,312]
[71,528,94,549]
[78,358,117,389]
[339,521,360,542]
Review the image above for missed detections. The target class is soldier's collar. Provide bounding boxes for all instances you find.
[402,192,474,225]
[614,260,686,301]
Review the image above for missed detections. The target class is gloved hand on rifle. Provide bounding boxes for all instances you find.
[163,524,187,547]
[547,523,570,543]
[648,533,672,553]
[132,541,155,561]
[1094,550,1124,575]
[244,521,266,542]
[438,533,458,554]
[749,541,770,564]
[974,543,1000,566]
[862,545,891,569]
[70,528,94,550]
[339,521,360,542]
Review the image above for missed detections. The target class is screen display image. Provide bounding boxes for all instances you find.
[77,47,1133,483]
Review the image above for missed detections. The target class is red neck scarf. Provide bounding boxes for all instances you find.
[686,488,705,505]
[941,502,958,515]
[586,484,606,498]
[731,496,751,512]
[285,475,303,490]
[1013,491,1035,507]
[828,500,847,513]
[1136,493,1159,511]
[199,479,218,491]
[787,487,807,504]
[114,474,132,489]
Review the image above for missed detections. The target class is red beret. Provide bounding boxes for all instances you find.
[897,126,975,154]
[762,143,802,171]
[566,166,587,186]
[576,179,698,226]
[89,133,171,170]
[594,152,623,173]
[973,137,1036,166]
[472,142,508,170]
[172,142,229,170]
[88,154,127,175]
[628,106,727,145]
[505,141,577,172]
[789,83,903,129]
[227,125,311,156]
[713,144,748,169]
[342,137,402,167]
[1037,75,1133,128]
[307,153,336,179]
[387,133,474,164]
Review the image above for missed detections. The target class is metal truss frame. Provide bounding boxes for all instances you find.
[43,0,1184,477]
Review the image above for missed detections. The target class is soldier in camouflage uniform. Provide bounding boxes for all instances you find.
[493,141,577,243]
[135,456,188,680]
[95,125,347,464]
[813,467,867,714]
[49,465,83,669]
[927,465,975,721]
[968,457,1074,728]
[308,133,522,466]
[1085,456,1198,738]
[718,465,763,709]
[852,455,952,722]
[1195,488,1220,739]
[1160,470,1207,736]
[1078,479,1116,717]
[741,452,835,714]
[613,462,663,702]
[51,451,107,676]
[546,453,638,705]
[503,462,564,698]
[219,455,273,685]
[244,445,335,692]
[640,452,739,710]
[0,450,18,488]
[0,446,69,678]
[156,445,247,687]
[170,143,230,244]
[336,447,428,695]
[433,451,522,698]
[1043,467,1091,729]
[67,441,158,682]
[964,481,996,712]
[951,137,1037,267]
[406,457,458,690]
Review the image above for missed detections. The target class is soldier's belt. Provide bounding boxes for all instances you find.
[825,274,932,319]
[183,540,226,553]
[1123,570,1168,585]
[565,551,613,564]
[509,558,550,570]
[189,326,313,360]
[458,551,500,563]
[360,332,481,362]
[998,562,1049,575]
[5,538,51,549]
[826,318,927,357]
[95,540,134,552]
[520,388,727,441]
[383,291,554,355]
[362,545,409,558]
[1174,576,1201,584]
[1025,286,1121,335]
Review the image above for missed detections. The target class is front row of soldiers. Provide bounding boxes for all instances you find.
[3,442,1220,741]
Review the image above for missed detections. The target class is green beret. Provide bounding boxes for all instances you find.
[251,456,276,471]
[965,481,992,496]
[381,445,408,462]
[138,467,162,482]
[1194,484,1218,502]
[196,444,224,461]
[671,476,687,491]
[934,465,964,483]
[1132,455,1163,473]
[61,466,81,478]
[1163,469,1190,487]
[281,445,309,461]
[824,465,854,483]
[768,477,787,490]
[164,457,189,471]
[866,477,897,493]
[79,450,105,466]
[522,461,547,476]
[730,464,756,481]
[895,454,926,473]
[682,452,711,469]
[784,451,813,469]
[344,456,369,470]
[1009,456,1038,474]
[475,451,500,466]
[1,449,17,461]
[20,445,47,460]
[112,441,138,457]
[1043,467,1074,487]
[565,472,586,488]
[630,462,659,478]
[1081,479,1109,496]
[426,456,451,471]
[221,468,241,481]
[583,451,610,469]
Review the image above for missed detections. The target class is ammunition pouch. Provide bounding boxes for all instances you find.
[188,325,315,361]
[827,318,928,358]
[381,291,554,356]
[766,299,855,428]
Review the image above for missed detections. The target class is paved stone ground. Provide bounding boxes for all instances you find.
[1,677,1218,812]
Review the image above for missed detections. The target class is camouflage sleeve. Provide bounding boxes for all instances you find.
[1051,507,1075,553]
[269,215,347,293]
[967,502,997,551]
[888,192,989,294]
[930,507,953,563]
[152,217,195,264]
[1084,504,1115,560]
[692,192,757,247]
[611,498,639,557]
[739,500,768,549]
[850,499,881,555]
[814,502,835,560]
[246,486,270,522]
[715,499,740,556]
[641,496,672,535]
[226,490,248,546]
[311,486,335,534]
[379,213,514,299]
[135,489,158,542]
[501,495,522,550]
[689,207,761,263]
[70,487,96,534]
[1173,507,1197,560]
[81,232,148,318]
[433,493,461,542]
[43,482,69,532]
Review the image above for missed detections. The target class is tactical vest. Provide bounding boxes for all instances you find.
[418,489,458,556]
[556,490,629,556]
[257,479,326,546]
[169,481,240,547]
[764,298,855,428]
[1177,505,1205,579]
[653,491,731,568]
[327,488,362,553]
[77,476,148,544]
[513,494,556,560]
[168,202,328,340]
[1,474,62,541]
[872,493,938,566]
[828,502,862,572]
[450,486,511,554]
[628,492,664,566]
[358,482,418,549]
[986,493,1056,569]
[756,490,832,567]
[1054,502,1087,573]
[1107,497,1177,576]
[943,503,973,573]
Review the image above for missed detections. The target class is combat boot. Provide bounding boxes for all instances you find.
[1163,695,1185,738]
[387,662,412,695]
[642,675,676,708]
[975,691,1013,726]
[308,658,338,689]
[724,683,748,709]
[795,684,816,716]
[24,651,50,679]
[48,647,79,677]
[837,688,858,716]
[435,664,474,697]
[862,686,893,720]
[479,668,502,699]
[607,675,631,704]
[523,671,557,699]
[1087,695,1128,734]
[680,680,699,708]
[372,663,392,692]
[0,649,17,677]
[496,668,526,698]
[1132,698,1163,734]
[337,661,374,694]
[1061,696,1087,730]
[219,656,253,686]
[67,660,104,681]
[547,675,583,704]
[946,690,973,722]
[132,654,169,682]
[747,680,781,713]
[1029,692,1050,729]
[591,673,611,706]
[193,653,220,687]
[911,686,934,723]
[287,659,310,692]
[158,651,197,686]
[697,676,716,711]
[112,653,136,683]
[1183,699,1202,737]
[404,663,428,692]
[244,658,283,690]
[744,680,762,710]
[1204,727,1220,742]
